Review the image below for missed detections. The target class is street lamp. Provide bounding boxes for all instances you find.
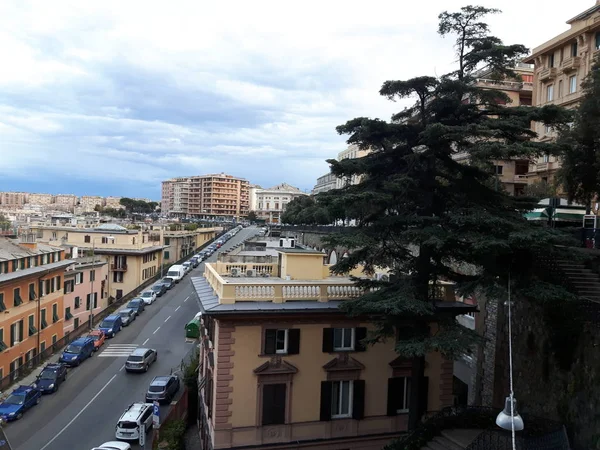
[90,235,114,330]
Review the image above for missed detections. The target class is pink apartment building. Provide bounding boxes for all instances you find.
[62,257,108,333]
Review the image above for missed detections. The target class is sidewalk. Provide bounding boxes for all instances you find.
[0,352,63,399]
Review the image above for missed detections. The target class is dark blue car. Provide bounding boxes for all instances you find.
[33,363,68,394]
[0,385,41,421]
[59,337,95,367]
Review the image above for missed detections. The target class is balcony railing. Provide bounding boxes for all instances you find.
[538,67,557,81]
[561,56,581,73]
[514,174,528,183]
[475,78,532,91]
[111,263,127,271]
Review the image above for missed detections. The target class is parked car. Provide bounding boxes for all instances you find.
[59,337,95,366]
[160,277,174,290]
[125,348,158,373]
[145,375,180,404]
[190,256,200,268]
[33,363,67,394]
[119,308,136,326]
[182,261,192,273]
[88,330,106,351]
[127,298,146,315]
[0,385,41,421]
[91,442,132,450]
[115,402,153,441]
[140,290,157,305]
[151,283,167,297]
[98,314,123,338]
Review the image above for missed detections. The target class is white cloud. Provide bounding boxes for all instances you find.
[0,0,594,197]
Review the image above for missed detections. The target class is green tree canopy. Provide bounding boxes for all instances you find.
[246,211,258,221]
[119,198,157,214]
[281,196,332,225]
[318,5,573,359]
[557,56,600,213]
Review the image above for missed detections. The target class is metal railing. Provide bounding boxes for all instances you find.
[385,406,569,450]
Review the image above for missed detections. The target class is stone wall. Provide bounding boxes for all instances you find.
[480,295,599,450]
[278,226,348,263]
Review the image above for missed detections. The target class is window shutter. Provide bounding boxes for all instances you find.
[287,329,300,355]
[387,378,401,416]
[18,321,23,343]
[56,276,61,290]
[354,327,367,352]
[322,328,334,353]
[352,380,365,420]
[319,381,332,421]
[264,329,277,355]
[419,376,429,418]
[10,325,14,347]
[45,279,51,295]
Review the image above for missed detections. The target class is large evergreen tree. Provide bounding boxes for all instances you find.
[318,5,573,359]
[557,57,600,213]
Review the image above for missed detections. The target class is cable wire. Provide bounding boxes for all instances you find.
[507,273,516,450]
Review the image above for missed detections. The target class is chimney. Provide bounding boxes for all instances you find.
[17,232,38,250]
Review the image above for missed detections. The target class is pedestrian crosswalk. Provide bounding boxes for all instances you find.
[98,343,138,357]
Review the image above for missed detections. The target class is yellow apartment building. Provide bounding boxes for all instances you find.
[523,1,600,185]
[192,249,472,450]
[31,224,164,300]
[162,227,217,266]
[0,235,70,380]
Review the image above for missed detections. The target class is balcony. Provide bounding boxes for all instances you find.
[538,67,557,82]
[111,263,127,271]
[561,56,581,73]
[475,78,532,91]
[514,174,528,183]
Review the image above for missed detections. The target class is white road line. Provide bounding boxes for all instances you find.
[164,315,171,323]
[175,305,181,312]
[153,326,161,334]
[184,296,189,302]
[119,364,125,371]
[40,374,117,450]
[142,338,149,345]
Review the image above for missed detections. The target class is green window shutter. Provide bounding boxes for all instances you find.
[13,288,22,307]
[52,305,59,323]
[65,307,73,320]
[0,294,5,312]
[28,315,37,336]
[29,283,36,301]
[41,310,48,330]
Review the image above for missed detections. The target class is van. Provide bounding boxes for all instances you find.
[98,314,123,338]
[115,402,153,441]
[59,337,95,367]
[166,264,185,283]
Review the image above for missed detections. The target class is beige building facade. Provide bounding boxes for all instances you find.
[161,177,191,217]
[189,173,249,219]
[162,227,217,265]
[335,145,372,189]
[28,193,53,207]
[193,248,471,450]
[523,1,600,185]
[0,192,28,207]
[254,183,307,223]
[31,224,164,300]
[312,173,337,195]
[79,196,105,212]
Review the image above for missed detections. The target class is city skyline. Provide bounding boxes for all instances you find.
[0,0,593,199]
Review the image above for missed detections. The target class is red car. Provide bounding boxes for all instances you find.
[88,330,106,352]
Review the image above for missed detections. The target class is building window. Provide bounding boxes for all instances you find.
[322,327,367,353]
[569,75,577,94]
[10,320,23,346]
[74,296,81,309]
[40,341,46,353]
[90,270,95,282]
[75,272,83,285]
[543,153,550,163]
[164,238,170,245]
[263,328,300,355]
[64,279,74,294]
[332,380,353,418]
[29,283,36,301]
[86,294,92,310]
[28,315,37,336]
[74,317,80,329]
[0,294,5,312]
[52,304,59,323]
[546,85,554,102]
[320,380,365,421]
[572,41,578,57]
[13,288,22,307]
[596,32,600,50]
[558,80,563,98]
[84,235,91,243]
[52,335,57,345]
[113,272,124,283]
[545,125,552,135]
[65,307,73,320]
[93,293,98,309]
[261,384,286,425]
[164,251,170,259]
[0,329,7,352]
[41,309,48,330]
[495,165,503,175]
[387,377,411,415]
[548,53,555,68]
[334,328,354,351]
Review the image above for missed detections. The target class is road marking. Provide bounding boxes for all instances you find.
[40,374,117,450]
[98,344,138,357]
[184,296,189,302]
[142,338,149,345]
[175,305,181,312]
[119,364,125,371]
[164,315,171,323]
[153,326,161,334]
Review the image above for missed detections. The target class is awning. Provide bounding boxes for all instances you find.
[524,208,549,221]
[553,208,586,222]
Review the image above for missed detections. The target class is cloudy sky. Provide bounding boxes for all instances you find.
[0,0,593,199]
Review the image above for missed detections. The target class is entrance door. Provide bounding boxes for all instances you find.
[116,289,123,300]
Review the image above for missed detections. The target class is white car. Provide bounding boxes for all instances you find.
[91,442,131,450]
[139,290,157,305]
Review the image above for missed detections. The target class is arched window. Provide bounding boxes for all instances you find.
[328,250,338,265]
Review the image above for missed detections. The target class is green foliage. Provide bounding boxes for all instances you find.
[0,213,10,231]
[182,350,199,389]
[281,195,332,225]
[184,223,198,231]
[95,206,127,218]
[246,211,258,221]
[317,5,575,360]
[524,180,557,199]
[157,419,186,450]
[119,197,157,214]
[169,224,180,231]
[557,56,600,213]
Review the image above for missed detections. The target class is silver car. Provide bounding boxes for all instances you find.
[118,308,136,327]
[125,348,157,373]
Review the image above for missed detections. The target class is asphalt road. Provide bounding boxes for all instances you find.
[6,225,257,450]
